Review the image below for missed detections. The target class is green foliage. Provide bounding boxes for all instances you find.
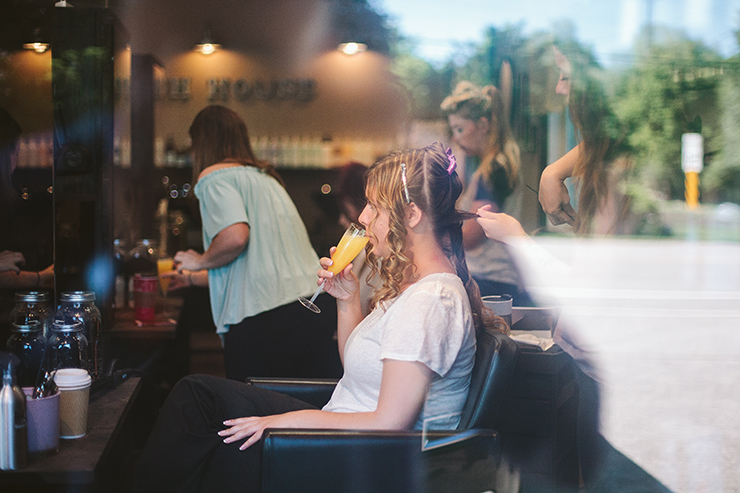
[452,25,529,87]
[612,31,723,200]
[704,70,740,204]
[389,24,531,120]
[390,52,455,120]
[332,0,398,55]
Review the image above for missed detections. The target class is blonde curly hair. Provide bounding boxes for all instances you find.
[364,142,508,334]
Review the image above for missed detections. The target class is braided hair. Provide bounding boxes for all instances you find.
[365,142,507,334]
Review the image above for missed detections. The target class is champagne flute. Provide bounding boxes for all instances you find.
[299,223,369,314]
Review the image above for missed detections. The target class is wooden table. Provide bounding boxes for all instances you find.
[0,377,143,492]
[109,299,181,341]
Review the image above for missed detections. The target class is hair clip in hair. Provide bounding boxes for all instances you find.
[445,148,457,175]
[400,162,411,204]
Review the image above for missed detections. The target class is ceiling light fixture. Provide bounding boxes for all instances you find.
[337,42,367,56]
[195,30,221,55]
[24,28,49,53]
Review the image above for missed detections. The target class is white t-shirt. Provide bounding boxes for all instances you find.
[323,273,476,430]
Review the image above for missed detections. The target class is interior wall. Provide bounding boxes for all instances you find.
[113,0,410,147]
[0,50,53,137]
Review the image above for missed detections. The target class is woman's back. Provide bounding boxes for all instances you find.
[195,165,320,331]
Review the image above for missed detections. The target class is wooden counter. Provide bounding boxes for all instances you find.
[0,378,143,492]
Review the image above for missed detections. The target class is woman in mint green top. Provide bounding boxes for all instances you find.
[169,105,342,380]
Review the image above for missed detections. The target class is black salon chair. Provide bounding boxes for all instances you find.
[248,326,520,493]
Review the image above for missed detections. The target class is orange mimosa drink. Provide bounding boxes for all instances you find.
[329,234,369,275]
[157,258,174,293]
[299,223,367,314]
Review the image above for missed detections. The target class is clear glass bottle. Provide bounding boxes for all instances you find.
[127,239,158,275]
[10,291,54,340]
[56,292,101,378]
[49,320,88,371]
[5,321,47,388]
[113,239,129,309]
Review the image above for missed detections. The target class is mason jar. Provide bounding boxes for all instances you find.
[6,320,46,388]
[49,321,88,372]
[56,292,102,379]
[10,291,54,340]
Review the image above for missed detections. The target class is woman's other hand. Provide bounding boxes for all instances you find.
[0,250,25,274]
[219,413,292,451]
[476,205,526,242]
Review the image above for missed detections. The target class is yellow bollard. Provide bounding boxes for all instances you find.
[685,171,699,210]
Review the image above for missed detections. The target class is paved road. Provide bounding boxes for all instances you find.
[519,237,740,493]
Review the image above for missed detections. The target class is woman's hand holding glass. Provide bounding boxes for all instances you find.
[299,223,368,313]
[317,247,360,302]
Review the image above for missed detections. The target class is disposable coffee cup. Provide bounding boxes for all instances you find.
[133,274,158,322]
[53,369,91,439]
[23,387,60,456]
[482,294,513,330]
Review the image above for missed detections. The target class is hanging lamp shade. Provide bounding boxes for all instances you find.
[24,28,49,53]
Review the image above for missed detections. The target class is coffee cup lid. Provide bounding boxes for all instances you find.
[53,368,91,390]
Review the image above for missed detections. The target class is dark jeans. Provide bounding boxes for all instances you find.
[132,374,317,493]
[223,293,343,381]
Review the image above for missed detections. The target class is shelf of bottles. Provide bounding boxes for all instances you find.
[15,132,55,169]
[251,136,396,169]
[128,135,398,170]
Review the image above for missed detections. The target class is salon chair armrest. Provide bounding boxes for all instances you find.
[261,429,504,493]
[247,377,339,408]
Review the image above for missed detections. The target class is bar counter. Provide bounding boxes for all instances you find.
[0,377,143,492]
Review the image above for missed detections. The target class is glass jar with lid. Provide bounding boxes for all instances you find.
[56,291,102,378]
[49,320,88,371]
[10,291,54,340]
[6,320,46,388]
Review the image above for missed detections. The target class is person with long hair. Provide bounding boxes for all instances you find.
[132,142,505,492]
[441,81,528,304]
[164,104,342,381]
[539,46,634,235]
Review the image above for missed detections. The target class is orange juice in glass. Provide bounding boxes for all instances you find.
[299,223,367,313]
[328,228,369,275]
[157,258,174,294]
